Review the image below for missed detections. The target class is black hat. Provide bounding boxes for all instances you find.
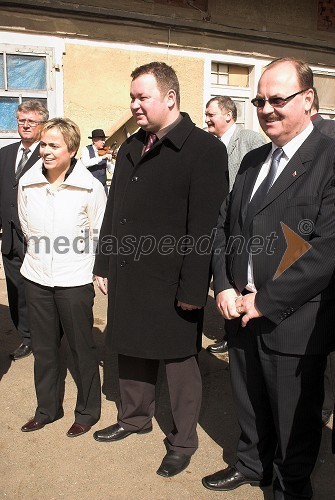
[88,129,108,139]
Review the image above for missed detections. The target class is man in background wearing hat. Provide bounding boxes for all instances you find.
[81,129,115,194]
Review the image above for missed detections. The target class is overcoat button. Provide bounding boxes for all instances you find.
[131,176,138,182]
[120,218,127,225]
[120,260,127,267]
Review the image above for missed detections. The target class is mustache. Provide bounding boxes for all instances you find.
[263,114,281,122]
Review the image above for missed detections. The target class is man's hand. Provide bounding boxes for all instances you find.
[177,301,202,311]
[235,293,263,327]
[94,275,107,295]
[216,288,242,319]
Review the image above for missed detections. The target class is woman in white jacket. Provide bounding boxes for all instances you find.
[18,118,106,437]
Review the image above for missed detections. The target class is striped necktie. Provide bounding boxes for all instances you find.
[16,147,30,180]
[143,133,157,155]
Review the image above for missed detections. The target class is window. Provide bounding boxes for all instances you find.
[211,63,229,85]
[314,73,335,119]
[211,63,249,87]
[0,51,48,132]
[209,61,253,129]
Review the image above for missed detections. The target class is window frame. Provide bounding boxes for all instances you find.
[0,40,57,141]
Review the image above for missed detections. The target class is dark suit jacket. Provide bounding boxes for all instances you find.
[212,127,335,356]
[0,142,40,254]
[312,113,335,139]
[94,113,229,359]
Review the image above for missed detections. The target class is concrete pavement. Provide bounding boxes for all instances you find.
[0,258,334,499]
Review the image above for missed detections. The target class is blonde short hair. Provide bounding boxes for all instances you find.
[41,118,81,153]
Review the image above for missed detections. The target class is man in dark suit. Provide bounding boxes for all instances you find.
[93,62,228,477]
[0,100,49,360]
[311,87,335,429]
[202,58,335,499]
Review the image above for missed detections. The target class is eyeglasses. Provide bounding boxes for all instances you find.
[251,89,309,108]
[17,119,45,127]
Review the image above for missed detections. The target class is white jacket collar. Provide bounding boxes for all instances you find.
[20,159,95,190]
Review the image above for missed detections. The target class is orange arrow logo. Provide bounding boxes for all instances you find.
[274,222,311,279]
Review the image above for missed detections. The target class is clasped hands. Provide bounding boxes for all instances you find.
[215,288,262,327]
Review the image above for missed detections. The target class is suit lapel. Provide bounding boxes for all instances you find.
[227,128,238,156]
[9,143,20,185]
[240,143,271,225]
[255,129,320,213]
[127,131,144,167]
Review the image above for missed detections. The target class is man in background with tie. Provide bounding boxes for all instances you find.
[93,61,228,477]
[203,58,335,499]
[0,100,49,360]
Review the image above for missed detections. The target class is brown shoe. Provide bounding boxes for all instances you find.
[21,418,46,432]
[66,422,92,438]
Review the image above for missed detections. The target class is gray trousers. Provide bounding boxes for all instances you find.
[117,353,202,456]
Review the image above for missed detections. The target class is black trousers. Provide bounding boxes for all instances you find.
[2,226,30,346]
[117,354,202,456]
[24,280,101,425]
[229,321,326,500]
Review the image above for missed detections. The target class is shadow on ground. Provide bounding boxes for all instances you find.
[1,290,335,499]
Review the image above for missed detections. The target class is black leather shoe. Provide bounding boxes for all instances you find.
[93,422,152,442]
[207,339,228,354]
[322,409,332,427]
[10,344,32,360]
[66,422,92,437]
[21,418,46,432]
[156,451,191,477]
[202,466,272,491]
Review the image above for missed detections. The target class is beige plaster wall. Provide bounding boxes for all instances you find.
[63,44,204,152]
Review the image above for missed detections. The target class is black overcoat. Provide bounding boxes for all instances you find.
[94,113,228,359]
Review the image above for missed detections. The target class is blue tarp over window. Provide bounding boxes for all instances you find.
[0,97,19,131]
[7,55,47,90]
[0,54,47,131]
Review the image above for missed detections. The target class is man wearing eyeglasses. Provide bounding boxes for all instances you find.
[203,58,335,499]
[0,99,49,360]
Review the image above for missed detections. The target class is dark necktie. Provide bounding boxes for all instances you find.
[235,147,284,291]
[16,148,30,180]
[246,147,283,219]
[143,133,157,155]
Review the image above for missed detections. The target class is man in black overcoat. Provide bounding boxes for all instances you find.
[203,58,335,499]
[0,100,49,360]
[93,62,228,476]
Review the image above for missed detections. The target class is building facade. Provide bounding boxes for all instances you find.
[1,0,335,149]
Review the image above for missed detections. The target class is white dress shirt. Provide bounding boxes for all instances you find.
[220,123,237,148]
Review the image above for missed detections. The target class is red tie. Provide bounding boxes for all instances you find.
[143,133,157,154]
